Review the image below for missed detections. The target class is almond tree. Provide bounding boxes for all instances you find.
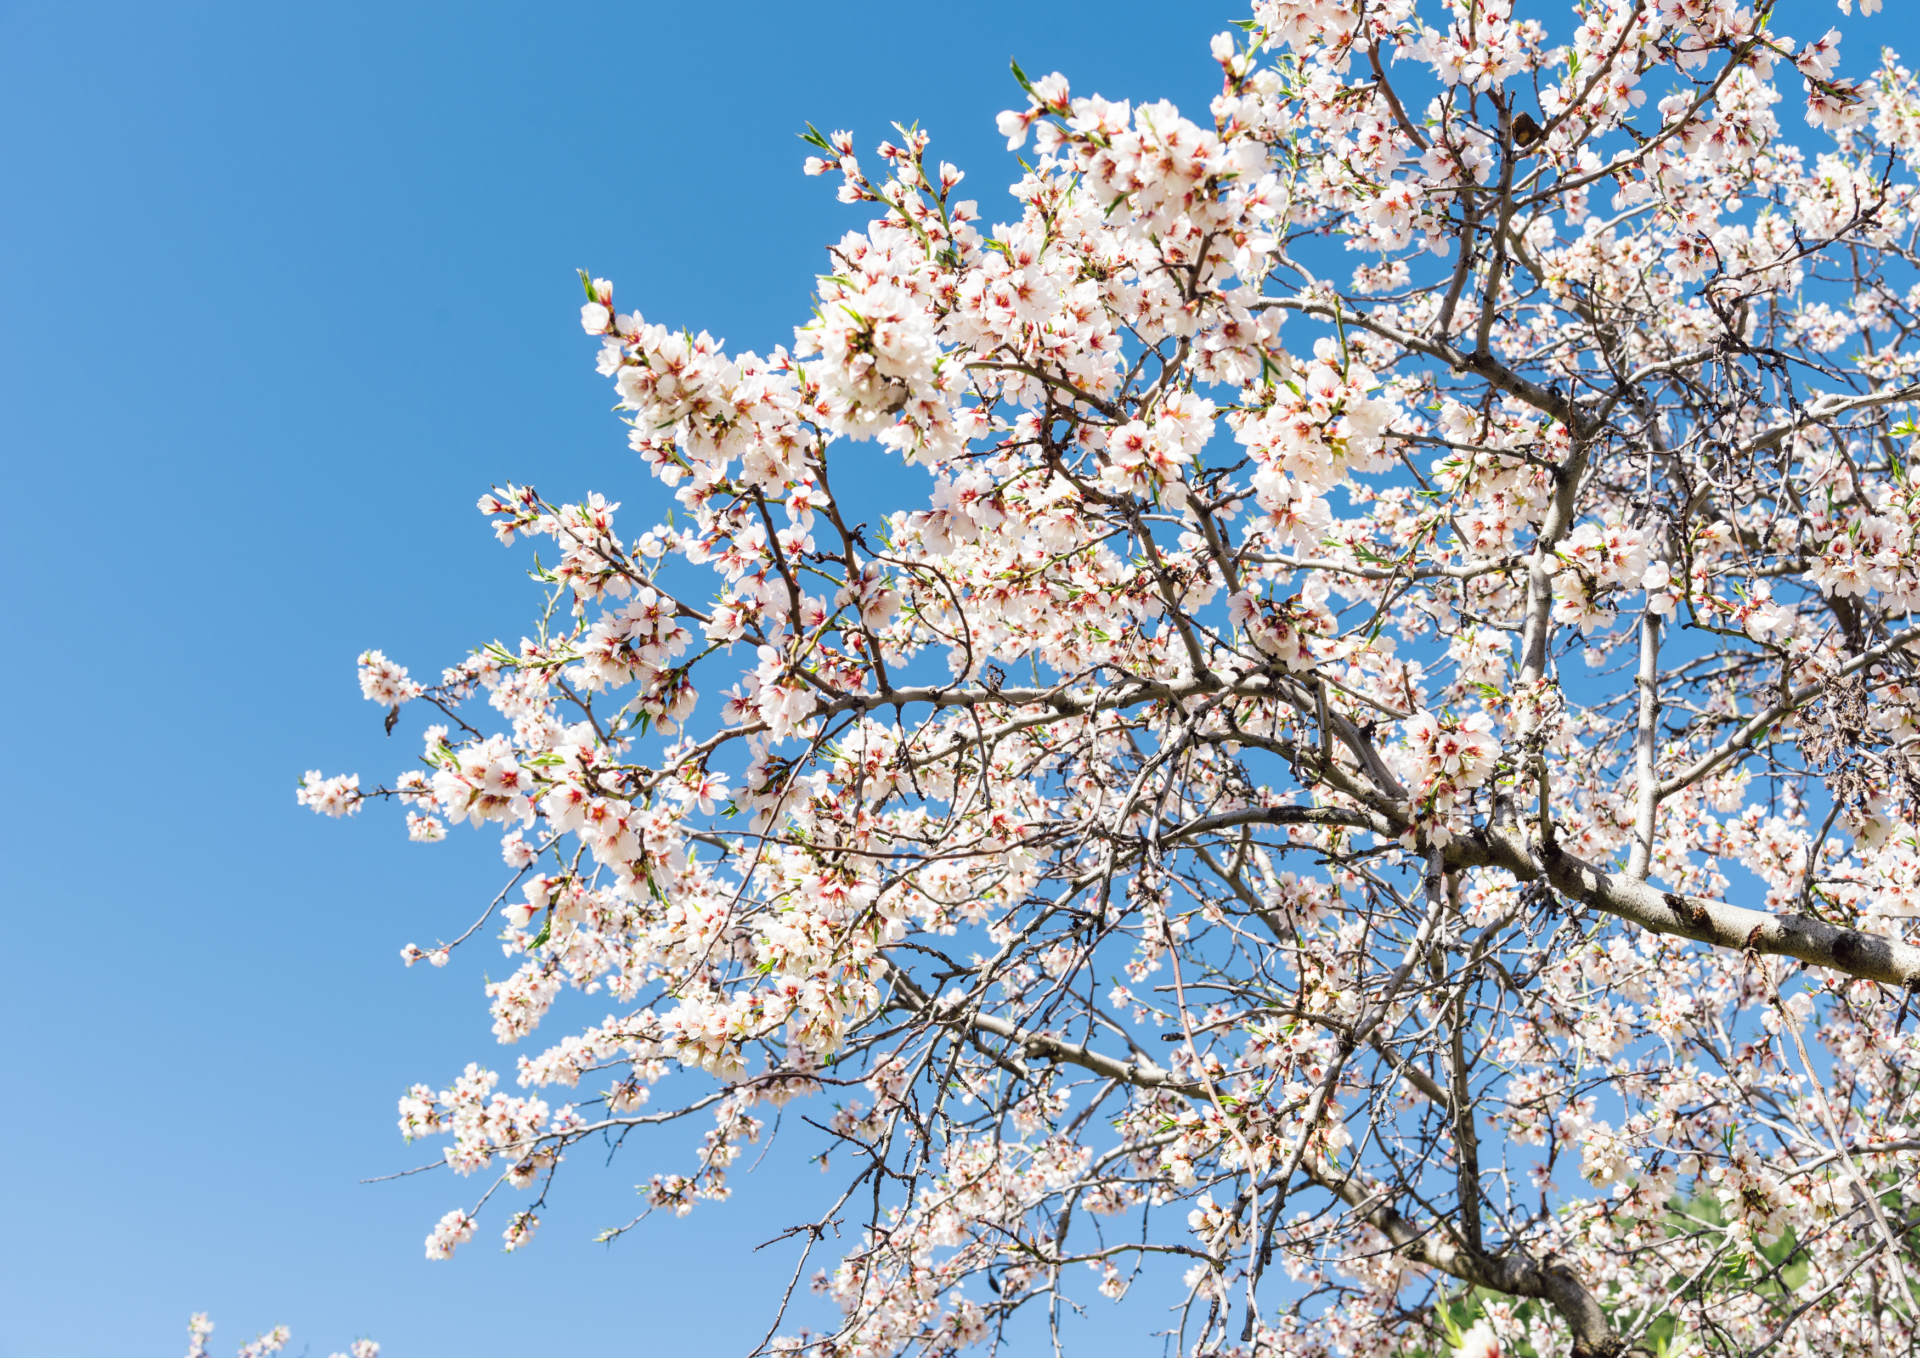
[305,2,1920,1356]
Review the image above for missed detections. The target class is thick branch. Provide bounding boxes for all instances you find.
[1739,384,1920,456]
[1454,825,1920,987]
[1303,1159,1647,1358]
[1626,608,1661,880]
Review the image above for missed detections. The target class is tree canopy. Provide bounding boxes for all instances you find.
[303,3,1920,1357]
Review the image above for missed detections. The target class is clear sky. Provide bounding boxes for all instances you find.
[0,1,1231,1354]
[7,2,1920,1356]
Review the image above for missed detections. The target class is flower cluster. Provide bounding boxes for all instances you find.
[183,1317,374,1358]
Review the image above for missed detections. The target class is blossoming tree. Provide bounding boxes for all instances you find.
[301,1,1920,1356]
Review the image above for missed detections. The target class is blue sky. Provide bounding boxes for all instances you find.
[0,1,1231,1354]
[8,2,1920,1356]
